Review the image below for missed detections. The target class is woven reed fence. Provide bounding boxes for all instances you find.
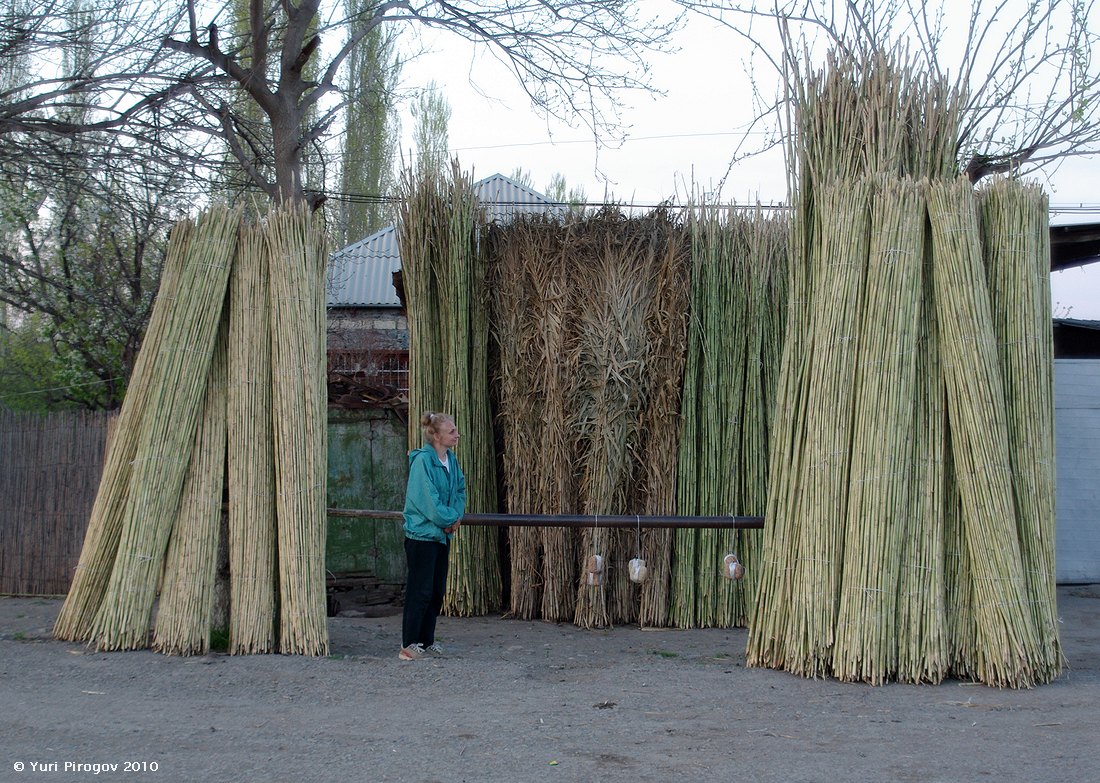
[0,410,112,595]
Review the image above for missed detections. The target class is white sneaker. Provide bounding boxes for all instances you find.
[398,643,425,661]
[424,642,445,657]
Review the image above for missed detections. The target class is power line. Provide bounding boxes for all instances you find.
[0,376,123,400]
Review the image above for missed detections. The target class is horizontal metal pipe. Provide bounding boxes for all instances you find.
[326,508,764,530]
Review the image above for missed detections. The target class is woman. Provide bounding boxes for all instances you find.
[399,411,465,661]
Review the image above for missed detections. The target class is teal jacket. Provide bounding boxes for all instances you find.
[402,445,466,544]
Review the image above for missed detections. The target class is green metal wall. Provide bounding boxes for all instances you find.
[326,408,408,580]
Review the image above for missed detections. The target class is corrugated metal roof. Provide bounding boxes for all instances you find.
[1055,318,1100,330]
[327,173,564,308]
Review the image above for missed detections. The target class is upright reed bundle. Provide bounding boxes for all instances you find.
[571,212,654,629]
[927,178,1044,686]
[663,204,788,631]
[56,206,336,657]
[978,178,1061,678]
[152,317,229,656]
[54,218,194,642]
[832,178,925,684]
[489,208,690,627]
[673,207,745,629]
[636,214,692,628]
[88,208,239,651]
[490,215,578,620]
[743,50,1051,686]
[227,223,278,654]
[399,163,500,616]
[733,213,788,626]
[895,250,949,684]
[268,205,330,657]
[781,178,871,677]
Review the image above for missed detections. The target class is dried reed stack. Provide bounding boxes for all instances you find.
[895,253,949,684]
[832,177,925,684]
[977,178,1060,678]
[747,50,968,678]
[152,317,229,656]
[268,205,330,656]
[85,208,238,651]
[571,211,654,628]
[399,163,501,616]
[55,205,336,657]
[490,215,578,620]
[928,178,1046,686]
[54,217,195,641]
[635,212,692,628]
[227,223,278,654]
[489,208,690,627]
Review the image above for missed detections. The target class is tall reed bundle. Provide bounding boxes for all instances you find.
[571,211,654,629]
[978,178,1061,680]
[87,207,239,651]
[635,213,692,628]
[268,205,330,656]
[489,215,578,620]
[733,212,788,626]
[927,178,1041,687]
[399,163,500,616]
[670,211,708,629]
[227,223,278,654]
[748,48,965,678]
[895,247,950,684]
[152,317,229,656]
[782,179,871,676]
[489,209,689,626]
[832,177,925,684]
[670,206,787,630]
[54,219,193,641]
[673,207,744,628]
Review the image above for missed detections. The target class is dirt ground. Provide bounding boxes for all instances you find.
[1,584,1097,783]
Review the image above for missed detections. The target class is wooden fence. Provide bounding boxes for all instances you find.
[0,410,111,595]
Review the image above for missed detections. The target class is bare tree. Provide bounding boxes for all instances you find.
[0,153,186,409]
[680,0,1100,183]
[159,0,684,209]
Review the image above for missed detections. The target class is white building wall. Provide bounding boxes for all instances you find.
[1054,359,1100,583]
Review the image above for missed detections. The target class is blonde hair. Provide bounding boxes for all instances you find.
[420,411,454,444]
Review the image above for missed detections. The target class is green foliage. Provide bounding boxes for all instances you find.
[335,0,402,246]
[411,83,452,175]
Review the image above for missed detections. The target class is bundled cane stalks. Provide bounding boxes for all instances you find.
[268,205,330,657]
[743,47,1066,687]
[54,217,195,642]
[87,207,239,651]
[152,316,229,656]
[227,222,278,654]
[895,243,950,684]
[978,178,1061,680]
[55,205,337,657]
[833,177,925,684]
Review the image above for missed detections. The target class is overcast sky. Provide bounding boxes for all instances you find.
[394,7,1100,319]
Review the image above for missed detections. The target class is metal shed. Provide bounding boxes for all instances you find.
[327,173,563,308]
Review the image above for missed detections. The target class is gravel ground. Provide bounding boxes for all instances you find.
[1,584,1097,783]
